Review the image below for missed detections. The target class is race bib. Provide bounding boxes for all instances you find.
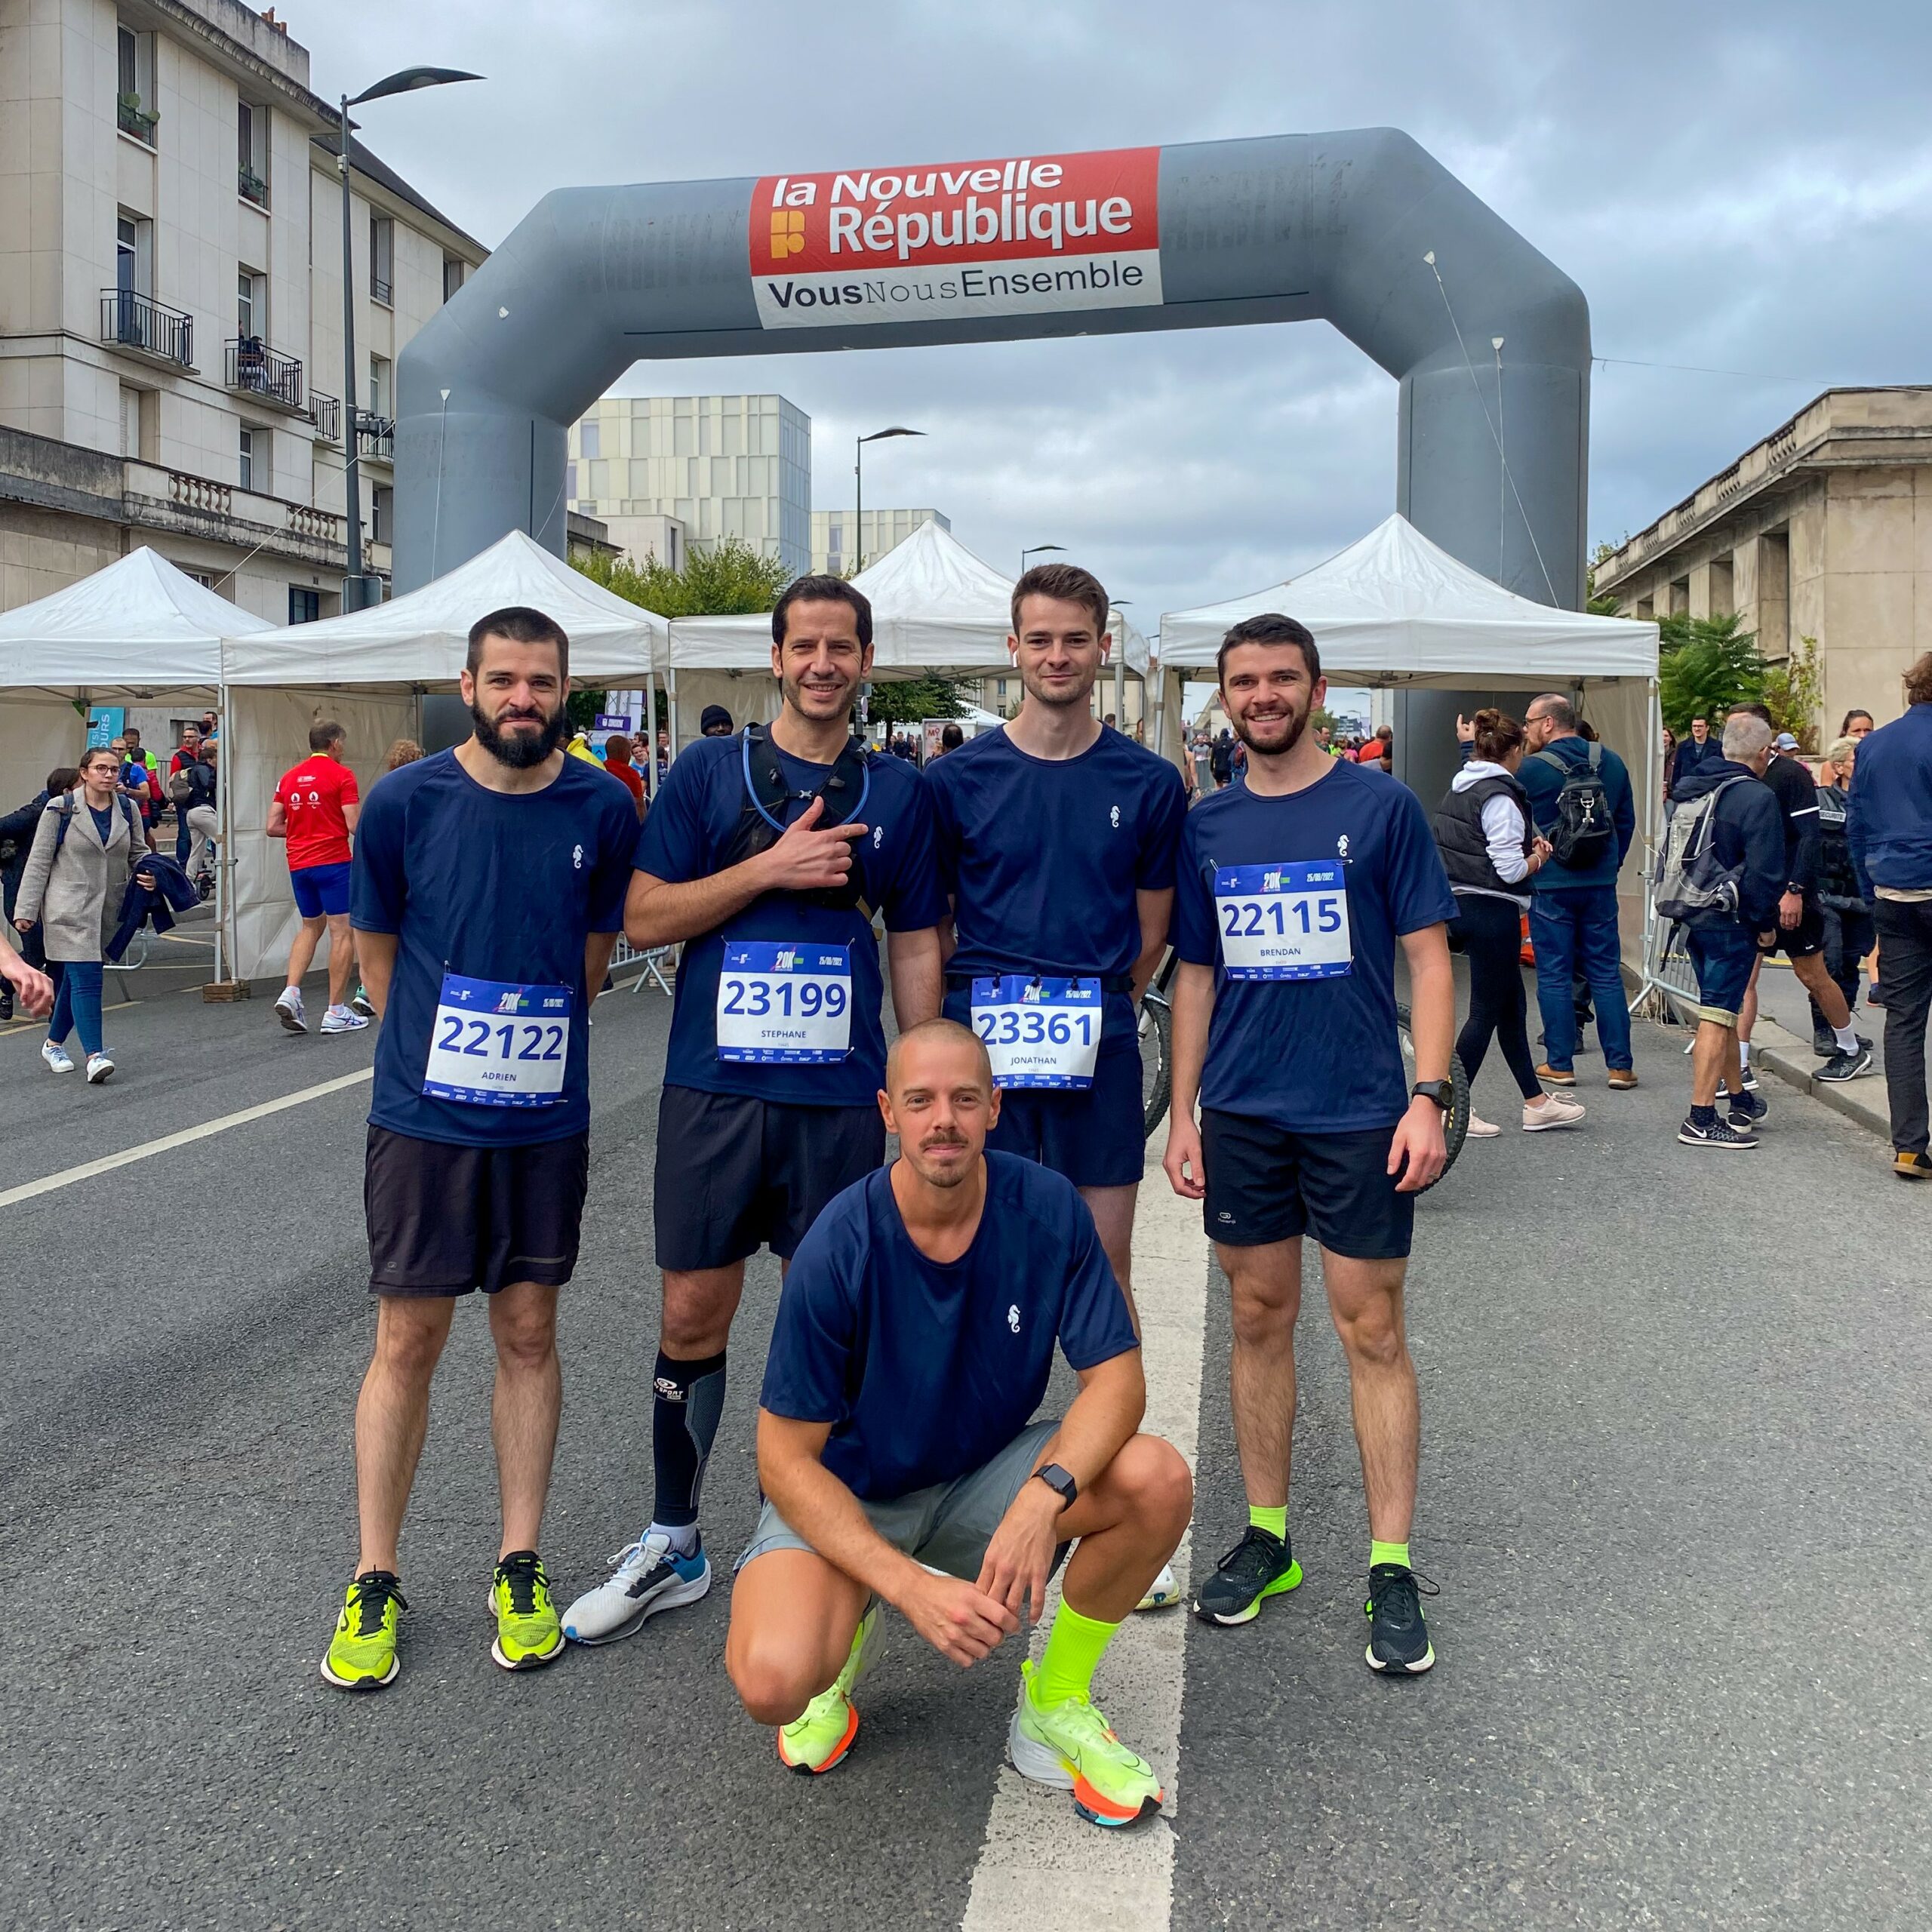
[423,974,571,1106]
[1214,862,1352,980]
[718,942,852,1063]
[970,975,1103,1089]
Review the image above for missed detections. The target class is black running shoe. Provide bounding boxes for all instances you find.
[1812,1028,1835,1057]
[1817,1044,1874,1084]
[1679,1114,1758,1150]
[1365,1563,1438,1674]
[1729,1087,1767,1126]
[1193,1524,1303,1626]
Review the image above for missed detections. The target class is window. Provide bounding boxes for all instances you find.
[288,586,321,624]
[237,102,268,205]
[369,215,393,306]
[565,463,577,501]
[368,353,389,420]
[117,25,155,141]
[580,420,600,460]
[116,215,140,293]
[237,266,263,339]
[121,387,141,458]
[441,255,466,303]
[238,424,263,491]
[372,485,393,546]
[118,25,137,96]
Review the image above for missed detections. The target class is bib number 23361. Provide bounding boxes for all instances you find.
[1214,862,1352,980]
[718,942,852,1063]
[970,975,1103,1089]
[423,973,571,1107]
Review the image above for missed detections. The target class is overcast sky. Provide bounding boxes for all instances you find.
[297,0,1927,624]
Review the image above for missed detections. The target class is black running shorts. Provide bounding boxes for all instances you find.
[1755,895,1826,961]
[1200,1109,1414,1260]
[652,1087,885,1272]
[364,1124,589,1297]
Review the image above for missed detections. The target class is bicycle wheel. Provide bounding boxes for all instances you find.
[1395,1001,1469,1191]
[1140,992,1172,1140]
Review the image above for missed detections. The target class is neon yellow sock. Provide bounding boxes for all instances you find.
[1371,1539,1411,1571]
[1031,1603,1119,1709]
[1248,1504,1287,1542]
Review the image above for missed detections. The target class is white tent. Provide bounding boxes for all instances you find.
[1155,513,1664,964]
[219,529,667,983]
[663,521,1153,749]
[0,549,271,980]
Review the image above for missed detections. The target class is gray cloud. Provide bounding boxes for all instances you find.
[305,0,1932,619]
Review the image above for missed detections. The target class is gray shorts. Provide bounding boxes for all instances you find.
[736,1420,1060,1579]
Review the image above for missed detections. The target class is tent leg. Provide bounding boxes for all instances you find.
[213,681,229,988]
[667,669,680,760]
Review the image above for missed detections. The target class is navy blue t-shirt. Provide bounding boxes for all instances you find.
[760,1152,1139,1500]
[351,749,638,1148]
[633,734,946,1106]
[926,725,1186,1048]
[1174,761,1457,1133]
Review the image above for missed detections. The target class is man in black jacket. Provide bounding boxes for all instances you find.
[1668,715,1724,797]
[1673,715,1786,1149]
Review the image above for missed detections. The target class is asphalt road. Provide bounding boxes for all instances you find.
[2,960,1927,1931]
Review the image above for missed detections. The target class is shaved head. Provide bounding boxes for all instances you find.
[885,1017,991,1097]
[881,1019,998,1191]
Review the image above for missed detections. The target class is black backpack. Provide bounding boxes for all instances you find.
[1532,742,1614,867]
[716,724,874,915]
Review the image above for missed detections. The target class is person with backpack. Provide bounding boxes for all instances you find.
[12,744,156,1083]
[1661,714,1786,1149]
[1808,734,1877,1057]
[168,724,207,863]
[1519,694,1638,1089]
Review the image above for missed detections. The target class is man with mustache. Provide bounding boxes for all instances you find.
[1162,614,1457,1671]
[727,1019,1189,1824]
[319,607,640,1691]
[563,575,944,1646]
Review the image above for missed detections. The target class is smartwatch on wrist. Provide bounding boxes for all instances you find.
[1032,1463,1078,1510]
[1411,1079,1454,1112]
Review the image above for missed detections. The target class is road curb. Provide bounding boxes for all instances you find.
[1749,1017,1890,1141]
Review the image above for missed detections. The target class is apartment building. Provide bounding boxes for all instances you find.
[0,0,491,622]
[811,505,948,577]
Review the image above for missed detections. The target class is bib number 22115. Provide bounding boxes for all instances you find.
[1214,862,1352,980]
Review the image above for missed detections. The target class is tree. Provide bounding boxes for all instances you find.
[865,674,968,727]
[1657,610,1765,734]
[1760,634,1823,751]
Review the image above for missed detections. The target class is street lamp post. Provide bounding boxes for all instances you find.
[1020,543,1066,575]
[853,426,923,574]
[337,66,480,611]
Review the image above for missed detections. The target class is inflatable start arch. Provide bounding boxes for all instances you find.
[395,129,1589,609]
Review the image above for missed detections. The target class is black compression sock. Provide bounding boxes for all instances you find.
[651,1349,728,1529]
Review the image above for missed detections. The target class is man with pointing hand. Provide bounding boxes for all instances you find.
[565,575,945,1647]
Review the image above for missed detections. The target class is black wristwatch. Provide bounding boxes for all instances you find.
[1411,1079,1454,1112]
[1032,1463,1078,1511]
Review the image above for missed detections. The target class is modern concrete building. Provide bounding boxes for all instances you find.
[811,506,948,577]
[1593,387,1932,730]
[0,0,490,622]
[569,393,811,576]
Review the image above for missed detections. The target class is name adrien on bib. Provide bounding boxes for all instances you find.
[749,147,1162,331]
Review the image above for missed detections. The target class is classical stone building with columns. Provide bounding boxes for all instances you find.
[1592,386,1932,732]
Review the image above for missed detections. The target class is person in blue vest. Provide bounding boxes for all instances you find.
[1518,694,1638,1089]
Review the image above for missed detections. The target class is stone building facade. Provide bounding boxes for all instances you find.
[1592,387,1932,732]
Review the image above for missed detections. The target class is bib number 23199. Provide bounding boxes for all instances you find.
[1214,862,1352,980]
[718,942,852,1063]
[423,973,571,1107]
[970,975,1103,1089]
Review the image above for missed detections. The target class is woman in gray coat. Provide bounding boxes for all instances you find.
[14,744,155,1083]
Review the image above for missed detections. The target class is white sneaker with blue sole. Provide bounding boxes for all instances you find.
[563,1530,712,1644]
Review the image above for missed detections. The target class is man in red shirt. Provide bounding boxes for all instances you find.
[601,732,646,818]
[269,720,365,1035]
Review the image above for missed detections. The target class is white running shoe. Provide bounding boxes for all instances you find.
[42,1038,75,1074]
[1136,1562,1183,1611]
[275,986,307,1034]
[1524,1092,1586,1132]
[1465,1113,1503,1138]
[85,1051,115,1084]
[319,1004,370,1034]
[561,1531,712,1644]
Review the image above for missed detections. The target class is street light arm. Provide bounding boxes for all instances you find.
[348,67,483,108]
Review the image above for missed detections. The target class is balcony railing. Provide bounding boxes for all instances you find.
[238,165,269,208]
[116,94,158,143]
[371,274,392,306]
[100,288,193,368]
[308,391,340,441]
[226,337,305,411]
[355,413,395,463]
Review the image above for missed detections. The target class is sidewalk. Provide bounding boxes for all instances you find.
[1747,956,1891,1143]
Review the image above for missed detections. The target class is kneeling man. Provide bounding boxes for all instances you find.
[726,1018,1191,1827]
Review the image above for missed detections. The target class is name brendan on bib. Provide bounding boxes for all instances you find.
[749,146,1163,331]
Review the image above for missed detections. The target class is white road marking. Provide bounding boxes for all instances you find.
[0,1068,373,1210]
[959,1147,1208,1932]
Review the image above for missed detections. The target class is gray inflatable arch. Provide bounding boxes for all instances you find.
[395,128,1588,608]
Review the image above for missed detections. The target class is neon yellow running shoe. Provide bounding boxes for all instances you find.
[490,1550,564,1671]
[1008,1661,1164,1828]
[777,1604,877,1776]
[321,1570,407,1691]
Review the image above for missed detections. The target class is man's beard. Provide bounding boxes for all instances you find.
[1020,665,1098,711]
[472,698,567,770]
[917,1137,971,1186]
[1233,702,1309,757]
